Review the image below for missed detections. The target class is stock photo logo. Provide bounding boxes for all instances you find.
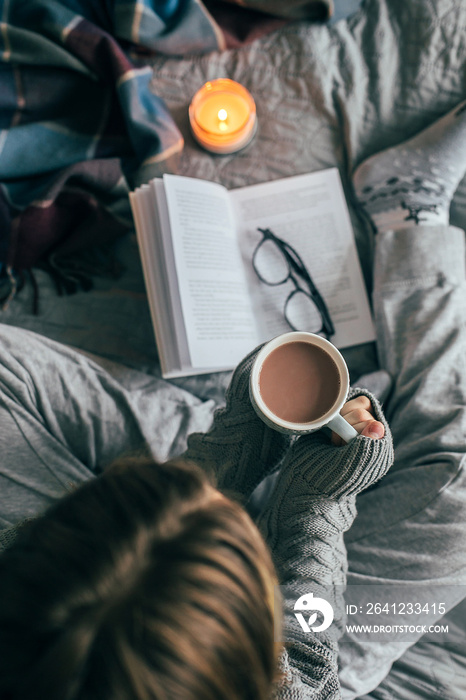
[294,593,334,633]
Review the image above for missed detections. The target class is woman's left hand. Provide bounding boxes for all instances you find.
[332,395,385,445]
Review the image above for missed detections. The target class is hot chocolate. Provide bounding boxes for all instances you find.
[258,340,341,423]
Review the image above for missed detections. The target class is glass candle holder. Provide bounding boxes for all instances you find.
[189,79,257,154]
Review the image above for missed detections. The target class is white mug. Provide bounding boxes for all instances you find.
[249,331,358,443]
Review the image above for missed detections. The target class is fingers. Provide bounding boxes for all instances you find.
[360,420,385,439]
[332,395,385,445]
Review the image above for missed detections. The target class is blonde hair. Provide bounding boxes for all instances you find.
[0,457,281,700]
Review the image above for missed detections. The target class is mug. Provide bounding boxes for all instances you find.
[249,331,358,443]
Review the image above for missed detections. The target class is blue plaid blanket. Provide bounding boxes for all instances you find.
[0,0,222,301]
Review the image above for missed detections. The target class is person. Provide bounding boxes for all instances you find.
[0,96,465,699]
[0,327,393,700]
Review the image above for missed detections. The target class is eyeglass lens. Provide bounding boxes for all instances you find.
[253,237,290,285]
[285,289,324,333]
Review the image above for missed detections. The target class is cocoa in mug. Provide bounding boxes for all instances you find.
[258,341,341,424]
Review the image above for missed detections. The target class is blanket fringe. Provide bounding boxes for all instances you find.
[27,268,40,316]
[0,244,125,315]
[42,244,124,297]
[0,267,23,312]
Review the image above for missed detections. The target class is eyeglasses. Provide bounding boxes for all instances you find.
[252,227,335,339]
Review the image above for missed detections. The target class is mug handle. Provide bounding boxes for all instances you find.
[326,413,359,443]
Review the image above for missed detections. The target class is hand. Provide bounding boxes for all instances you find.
[332,395,385,446]
[184,343,292,498]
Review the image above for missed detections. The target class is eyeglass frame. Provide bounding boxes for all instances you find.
[252,227,335,340]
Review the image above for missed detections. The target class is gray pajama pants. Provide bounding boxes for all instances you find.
[0,226,465,698]
[0,330,216,528]
[339,225,466,699]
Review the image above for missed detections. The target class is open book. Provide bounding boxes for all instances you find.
[130,169,375,378]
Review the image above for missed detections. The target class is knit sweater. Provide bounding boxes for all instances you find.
[183,345,394,699]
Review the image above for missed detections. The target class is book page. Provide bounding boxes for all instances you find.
[130,184,183,376]
[162,174,259,370]
[230,169,375,349]
[151,179,191,373]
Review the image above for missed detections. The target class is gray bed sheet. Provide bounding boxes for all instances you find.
[1,1,466,696]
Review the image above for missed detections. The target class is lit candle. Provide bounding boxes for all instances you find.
[189,79,257,154]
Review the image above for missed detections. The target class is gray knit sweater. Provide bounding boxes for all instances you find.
[182,346,394,699]
[0,346,394,698]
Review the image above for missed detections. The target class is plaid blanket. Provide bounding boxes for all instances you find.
[0,0,224,303]
[0,0,344,307]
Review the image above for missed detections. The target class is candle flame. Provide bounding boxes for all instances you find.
[218,109,228,122]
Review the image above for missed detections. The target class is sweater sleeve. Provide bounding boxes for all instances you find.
[258,389,394,699]
[182,345,292,499]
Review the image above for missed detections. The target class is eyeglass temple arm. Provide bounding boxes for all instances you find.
[289,258,335,336]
